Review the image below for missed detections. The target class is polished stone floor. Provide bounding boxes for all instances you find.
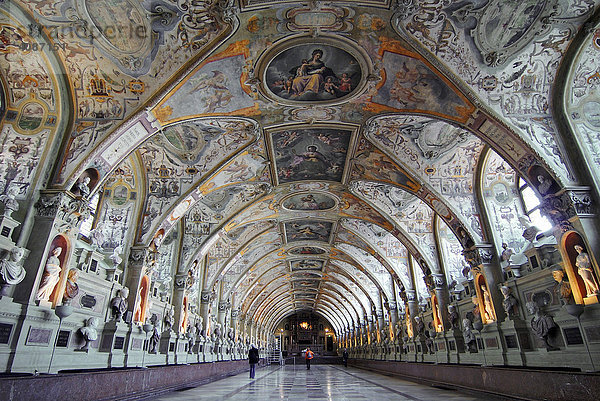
[150,364,496,401]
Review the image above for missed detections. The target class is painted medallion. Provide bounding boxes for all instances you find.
[282,193,336,211]
[265,44,362,102]
[289,246,327,255]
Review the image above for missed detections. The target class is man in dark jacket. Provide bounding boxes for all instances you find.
[248,344,259,379]
[342,348,349,367]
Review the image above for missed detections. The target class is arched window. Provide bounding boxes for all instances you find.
[79,192,101,239]
[518,178,552,232]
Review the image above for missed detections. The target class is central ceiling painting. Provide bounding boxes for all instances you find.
[271,128,351,183]
[290,259,325,271]
[265,43,362,102]
[284,221,333,243]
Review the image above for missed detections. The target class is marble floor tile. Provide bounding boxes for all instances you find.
[148,365,502,401]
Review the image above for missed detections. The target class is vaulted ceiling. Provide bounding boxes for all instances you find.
[1,0,598,334]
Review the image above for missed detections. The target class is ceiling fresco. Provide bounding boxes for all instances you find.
[1,0,598,335]
[270,127,352,183]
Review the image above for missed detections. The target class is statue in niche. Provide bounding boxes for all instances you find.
[152,232,164,251]
[164,308,174,332]
[480,284,495,322]
[574,245,600,297]
[76,176,91,198]
[0,246,26,295]
[148,314,161,354]
[526,301,558,350]
[434,304,443,330]
[500,286,518,319]
[414,316,425,336]
[0,186,19,217]
[536,174,552,195]
[36,247,63,302]
[134,285,144,322]
[552,269,573,305]
[110,287,129,322]
[79,317,99,351]
[447,304,459,329]
[462,318,477,352]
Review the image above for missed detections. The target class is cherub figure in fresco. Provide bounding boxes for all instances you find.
[295,59,310,77]
[339,73,352,92]
[324,77,338,95]
[277,131,301,148]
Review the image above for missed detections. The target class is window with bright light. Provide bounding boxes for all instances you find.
[79,192,101,238]
[518,178,552,232]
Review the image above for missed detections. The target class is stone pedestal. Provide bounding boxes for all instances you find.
[550,305,600,372]
[445,329,465,363]
[499,318,531,366]
[99,320,130,368]
[0,215,19,250]
[173,334,188,364]
[478,322,505,366]
[0,296,25,372]
[159,330,176,364]
[434,333,450,363]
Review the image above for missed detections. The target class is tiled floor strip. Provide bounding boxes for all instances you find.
[149,364,495,401]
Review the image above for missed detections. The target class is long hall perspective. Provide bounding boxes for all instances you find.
[1,1,600,400]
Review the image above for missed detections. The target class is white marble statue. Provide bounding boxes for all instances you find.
[0,186,19,217]
[36,247,63,302]
[79,317,99,351]
[77,176,91,198]
[574,245,600,297]
[109,246,123,267]
[0,247,26,290]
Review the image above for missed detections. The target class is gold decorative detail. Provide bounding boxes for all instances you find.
[153,105,173,122]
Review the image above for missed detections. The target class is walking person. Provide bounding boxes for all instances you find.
[342,348,349,367]
[248,344,259,379]
[305,347,314,370]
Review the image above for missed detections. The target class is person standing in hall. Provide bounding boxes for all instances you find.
[248,344,259,379]
[342,348,349,367]
[305,347,314,370]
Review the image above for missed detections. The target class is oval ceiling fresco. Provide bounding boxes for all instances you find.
[288,246,327,255]
[282,192,337,211]
[264,43,363,103]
